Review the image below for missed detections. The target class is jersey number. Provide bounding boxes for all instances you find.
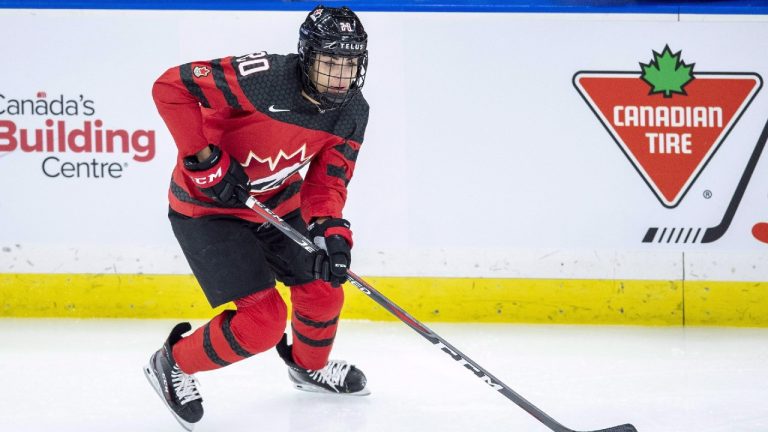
[236,52,270,76]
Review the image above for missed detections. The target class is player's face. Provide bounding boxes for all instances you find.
[310,54,359,95]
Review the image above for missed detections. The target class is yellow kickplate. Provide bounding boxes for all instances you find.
[685,280,768,327]
[348,277,682,325]
[0,273,698,325]
[0,273,227,318]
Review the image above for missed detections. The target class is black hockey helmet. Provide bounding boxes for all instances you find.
[298,5,368,111]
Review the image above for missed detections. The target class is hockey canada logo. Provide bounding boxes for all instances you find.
[241,143,315,193]
[574,46,764,243]
[193,66,210,78]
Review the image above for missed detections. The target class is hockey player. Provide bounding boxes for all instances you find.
[143,5,370,430]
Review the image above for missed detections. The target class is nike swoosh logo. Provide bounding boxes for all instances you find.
[269,105,290,113]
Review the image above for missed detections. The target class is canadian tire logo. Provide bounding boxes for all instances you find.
[574,46,767,244]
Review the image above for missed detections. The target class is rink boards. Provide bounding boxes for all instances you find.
[2,273,768,326]
[1,6,768,325]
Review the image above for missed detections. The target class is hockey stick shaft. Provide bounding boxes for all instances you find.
[237,190,635,432]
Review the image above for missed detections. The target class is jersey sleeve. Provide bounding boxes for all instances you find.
[300,100,369,220]
[152,57,249,156]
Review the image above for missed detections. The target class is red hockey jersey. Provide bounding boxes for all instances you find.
[152,51,369,223]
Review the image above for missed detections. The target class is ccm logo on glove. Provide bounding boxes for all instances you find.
[182,144,250,207]
[190,164,226,186]
[309,218,353,287]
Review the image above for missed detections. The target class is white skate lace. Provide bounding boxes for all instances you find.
[308,360,351,392]
[171,365,202,405]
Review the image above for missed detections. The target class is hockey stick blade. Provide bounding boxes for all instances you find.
[586,425,637,432]
[236,189,638,432]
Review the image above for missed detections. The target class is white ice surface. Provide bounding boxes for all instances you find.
[0,319,766,432]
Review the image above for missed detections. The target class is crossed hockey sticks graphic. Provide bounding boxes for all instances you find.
[235,188,637,432]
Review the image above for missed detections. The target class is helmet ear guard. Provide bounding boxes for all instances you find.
[298,5,368,111]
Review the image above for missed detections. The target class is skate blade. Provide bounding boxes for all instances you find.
[143,364,196,431]
[292,382,371,396]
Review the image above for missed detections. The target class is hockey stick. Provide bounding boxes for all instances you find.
[235,189,636,432]
[641,115,768,244]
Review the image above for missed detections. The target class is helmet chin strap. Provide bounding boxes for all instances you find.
[319,88,350,103]
[300,89,340,114]
[300,90,325,112]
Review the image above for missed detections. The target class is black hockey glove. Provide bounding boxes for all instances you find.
[182,144,249,207]
[309,218,353,287]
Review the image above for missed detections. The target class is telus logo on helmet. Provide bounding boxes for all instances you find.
[339,43,364,51]
[574,46,767,244]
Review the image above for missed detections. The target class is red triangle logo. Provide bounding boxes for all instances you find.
[574,71,761,207]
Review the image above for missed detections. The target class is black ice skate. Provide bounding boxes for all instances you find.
[276,334,370,396]
[143,322,204,431]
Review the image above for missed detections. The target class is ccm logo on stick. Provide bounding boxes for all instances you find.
[435,341,503,391]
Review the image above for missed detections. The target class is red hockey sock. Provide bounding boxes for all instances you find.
[173,288,287,374]
[289,279,345,370]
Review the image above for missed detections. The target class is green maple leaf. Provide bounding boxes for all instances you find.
[640,45,695,98]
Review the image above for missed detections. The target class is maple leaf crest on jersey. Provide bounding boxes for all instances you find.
[240,144,316,193]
